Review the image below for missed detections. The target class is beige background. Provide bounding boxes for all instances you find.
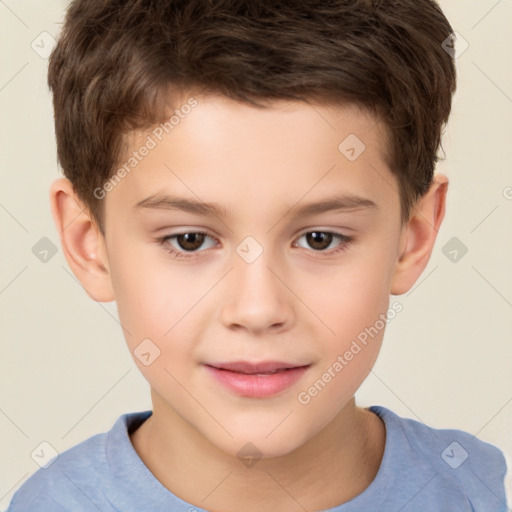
[1,0,511,509]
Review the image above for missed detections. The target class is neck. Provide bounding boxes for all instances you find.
[130,393,385,511]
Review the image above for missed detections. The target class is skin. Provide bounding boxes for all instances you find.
[50,93,448,511]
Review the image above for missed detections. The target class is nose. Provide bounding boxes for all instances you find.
[220,247,294,334]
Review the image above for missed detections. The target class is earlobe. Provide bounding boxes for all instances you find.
[390,173,449,295]
[49,177,115,302]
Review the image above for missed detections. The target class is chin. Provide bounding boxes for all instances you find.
[211,424,312,462]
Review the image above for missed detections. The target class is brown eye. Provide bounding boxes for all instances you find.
[305,231,334,251]
[175,232,206,251]
[294,230,353,257]
[159,231,218,258]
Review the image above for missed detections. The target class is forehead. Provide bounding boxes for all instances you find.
[108,94,397,222]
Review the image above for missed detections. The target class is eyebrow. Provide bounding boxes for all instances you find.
[133,193,378,219]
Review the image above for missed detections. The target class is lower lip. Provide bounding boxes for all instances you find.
[204,365,311,398]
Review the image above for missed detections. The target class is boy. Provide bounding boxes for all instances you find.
[6,0,509,510]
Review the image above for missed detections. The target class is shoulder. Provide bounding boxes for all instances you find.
[5,411,151,512]
[5,432,108,511]
[370,405,509,511]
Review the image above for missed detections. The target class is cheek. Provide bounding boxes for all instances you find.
[296,336,381,430]
[296,242,393,397]
[296,265,388,414]
[107,242,198,353]
[303,250,392,341]
[109,257,201,397]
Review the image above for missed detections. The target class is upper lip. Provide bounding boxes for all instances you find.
[205,361,310,374]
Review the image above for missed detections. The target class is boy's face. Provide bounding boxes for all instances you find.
[82,94,435,457]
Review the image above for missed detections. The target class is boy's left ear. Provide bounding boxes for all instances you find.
[390,172,449,295]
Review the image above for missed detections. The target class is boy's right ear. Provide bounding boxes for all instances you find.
[49,178,115,302]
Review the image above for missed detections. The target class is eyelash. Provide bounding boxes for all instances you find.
[157,230,354,259]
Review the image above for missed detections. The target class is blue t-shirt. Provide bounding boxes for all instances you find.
[5,405,509,511]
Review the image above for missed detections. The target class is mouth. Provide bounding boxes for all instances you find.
[202,361,312,398]
[204,360,310,374]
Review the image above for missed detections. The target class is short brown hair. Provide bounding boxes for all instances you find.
[48,0,456,233]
